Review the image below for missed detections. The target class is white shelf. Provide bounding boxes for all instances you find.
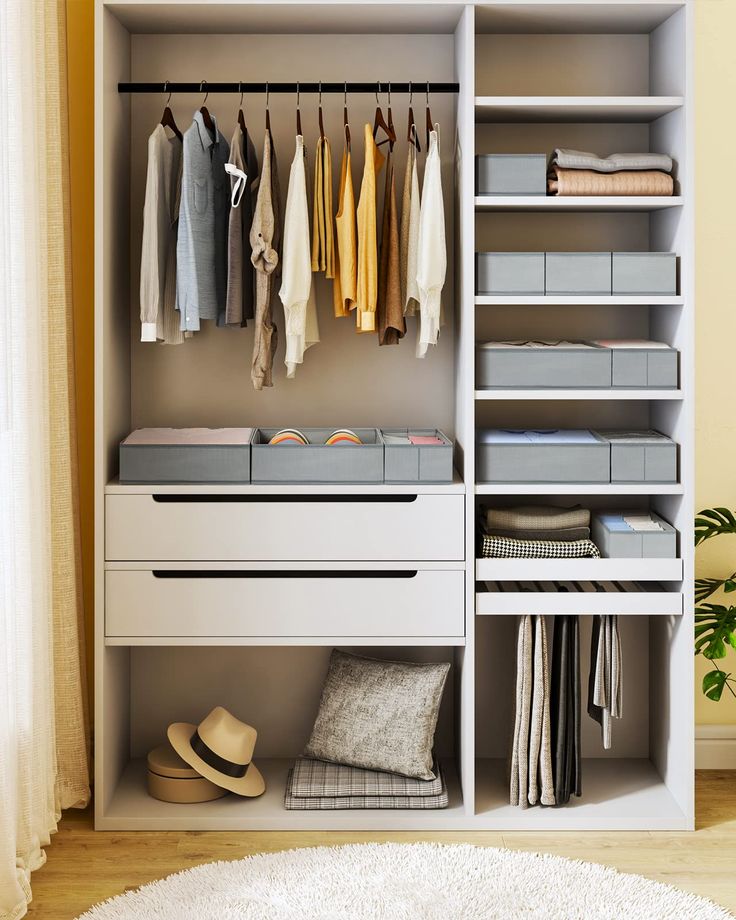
[476,588,682,617]
[105,634,465,647]
[98,758,465,831]
[476,482,684,495]
[476,557,682,582]
[105,475,466,496]
[475,3,686,36]
[475,95,684,123]
[475,195,683,212]
[474,295,684,306]
[474,759,689,830]
[475,389,682,401]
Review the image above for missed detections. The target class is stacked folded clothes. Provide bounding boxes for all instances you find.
[480,504,600,558]
[284,758,449,810]
[548,148,674,197]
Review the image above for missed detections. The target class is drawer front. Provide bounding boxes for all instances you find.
[105,569,465,638]
[106,493,464,562]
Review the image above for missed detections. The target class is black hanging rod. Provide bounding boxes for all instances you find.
[117,81,459,94]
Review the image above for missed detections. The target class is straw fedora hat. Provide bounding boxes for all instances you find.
[167,706,266,797]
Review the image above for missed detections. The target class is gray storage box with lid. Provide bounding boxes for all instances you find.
[476,341,611,389]
[476,252,545,295]
[591,340,679,388]
[475,154,547,196]
[612,252,677,295]
[592,510,677,559]
[597,429,678,482]
[382,429,454,483]
[545,252,612,295]
[476,429,610,483]
[250,428,384,483]
[119,428,253,484]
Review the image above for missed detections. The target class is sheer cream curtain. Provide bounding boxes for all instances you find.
[0,1,90,918]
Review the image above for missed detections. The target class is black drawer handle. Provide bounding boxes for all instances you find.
[152,570,419,579]
[152,494,418,503]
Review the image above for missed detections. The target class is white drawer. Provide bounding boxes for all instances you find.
[106,493,464,562]
[105,568,465,638]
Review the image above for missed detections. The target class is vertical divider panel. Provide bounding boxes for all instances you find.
[454,3,475,817]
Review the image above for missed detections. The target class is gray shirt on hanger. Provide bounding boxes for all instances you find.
[176,111,230,331]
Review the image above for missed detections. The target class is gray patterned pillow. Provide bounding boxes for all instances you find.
[303,650,450,780]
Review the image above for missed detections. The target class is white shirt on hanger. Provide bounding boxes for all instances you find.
[416,125,446,358]
[279,135,320,377]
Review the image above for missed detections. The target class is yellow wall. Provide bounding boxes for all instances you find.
[64,0,736,725]
[66,0,95,709]
[695,0,736,724]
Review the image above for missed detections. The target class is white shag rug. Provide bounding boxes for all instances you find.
[76,842,732,920]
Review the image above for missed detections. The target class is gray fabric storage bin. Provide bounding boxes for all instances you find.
[476,252,545,295]
[612,252,677,295]
[250,428,384,483]
[597,429,678,483]
[119,428,252,484]
[592,510,677,558]
[382,429,454,483]
[475,154,547,196]
[591,340,678,388]
[545,252,612,295]
[476,429,610,483]
[476,341,610,389]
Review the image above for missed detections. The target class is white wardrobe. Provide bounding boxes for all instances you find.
[95,0,694,831]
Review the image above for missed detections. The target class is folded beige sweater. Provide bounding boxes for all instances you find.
[548,166,674,197]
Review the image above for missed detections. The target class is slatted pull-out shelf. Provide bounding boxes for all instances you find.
[476,581,683,616]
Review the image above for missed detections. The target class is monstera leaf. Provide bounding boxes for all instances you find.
[702,669,732,702]
[695,604,736,659]
[695,507,736,546]
[695,574,736,604]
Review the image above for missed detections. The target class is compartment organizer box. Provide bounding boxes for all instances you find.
[592,511,677,559]
[250,428,385,483]
[119,428,253,484]
[382,429,454,483]
[475,153,547,196]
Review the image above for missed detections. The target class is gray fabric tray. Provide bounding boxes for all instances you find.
[592,510,677,558]
[250,428,384,483]
[476,429,610,484]
[476,341,610,388]
[475,154,547,196]
[119,428,253,483]
[476,252,545,295]
[382,429,454,483]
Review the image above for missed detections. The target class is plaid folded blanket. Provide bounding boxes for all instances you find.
[480,533,600,559]
[290,757,444,798]
[284,764,449,810]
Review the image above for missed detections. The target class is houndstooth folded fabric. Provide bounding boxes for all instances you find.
[290,757,443,797]
[480,533,600,559]
[284,765,449,810]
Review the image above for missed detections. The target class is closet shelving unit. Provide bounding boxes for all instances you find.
[95,0,693,832]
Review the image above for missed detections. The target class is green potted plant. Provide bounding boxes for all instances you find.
[695,507,736,701]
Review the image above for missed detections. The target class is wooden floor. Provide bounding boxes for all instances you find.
[28,771,736,919]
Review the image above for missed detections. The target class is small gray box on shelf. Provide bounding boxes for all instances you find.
[476,429,610,484]
[612,252,677,295]
[591,340,679,388]
[382,429,454,483]
[475,154,547,196]
[592,510,677,559]
[250,428,384,483]
[476,252,545,295]
[476,341,611,389]
[545,252,612,295]
[119,428,252,484]
[597,429,678,483]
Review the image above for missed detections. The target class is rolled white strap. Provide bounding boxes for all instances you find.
[225,163,248,207]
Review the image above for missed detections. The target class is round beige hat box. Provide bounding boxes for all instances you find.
[147,743,228,803]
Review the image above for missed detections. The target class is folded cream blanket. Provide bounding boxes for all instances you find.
[548,166,674,197]
[552,148,673,173]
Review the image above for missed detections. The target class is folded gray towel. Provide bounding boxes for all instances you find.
[485,504,590,532]
[552,148,673,174]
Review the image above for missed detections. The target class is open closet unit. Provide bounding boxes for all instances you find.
[95,0,694,831]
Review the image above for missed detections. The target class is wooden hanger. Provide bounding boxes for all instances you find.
[237,82,247,136]
[343,81,351,150]
[296,82,302,137]
[160,81,182,141]
[425,81,433,150]
[407,81,420,152]
[318,82,325,141]
[373,82,396,148]
[198,80,215,133]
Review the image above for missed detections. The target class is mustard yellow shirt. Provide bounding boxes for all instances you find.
[333,141,356,317]
[355,124,385,333]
